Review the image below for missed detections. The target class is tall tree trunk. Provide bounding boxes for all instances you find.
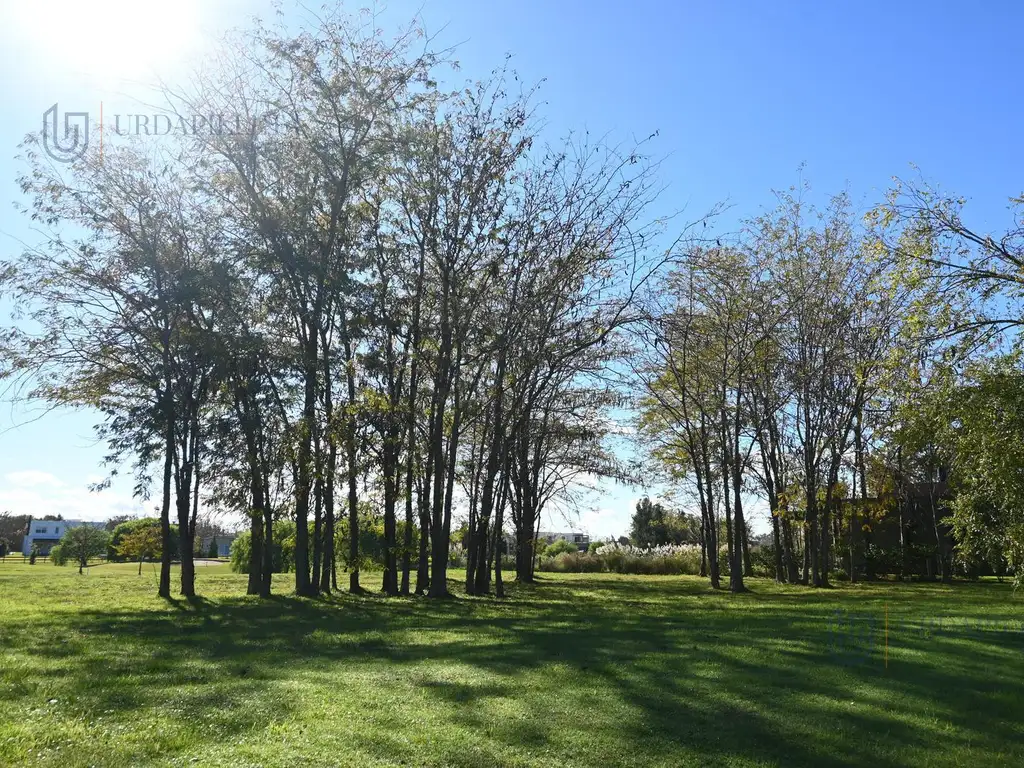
[723,472,734,580]
[241,387,265,596]
[320,440,337,593]
[781,517,798,583]
[312,439,324,593]
[319,329,336,594]
[474,348,507,595]
[432,381,463,598]
[802,516,813,586]
[771,513,783,583]
[464,427,484,595]
[159,388,174,599]
[401,443,416,596]
[343,333,361,594]
[494,471,510,598]
[700,428,720,589]
[427,290,457,598]
[176,460,195,598]
[382,426,400,596]
[416,468,431,595]
[294,332,318,597]
[699,515,708,578]
[402,239,427,596]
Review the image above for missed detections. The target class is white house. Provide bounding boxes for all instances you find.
[22,519,106,556]
[537,531,591,552]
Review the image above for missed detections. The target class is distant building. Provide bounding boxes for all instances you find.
[199,534,236,558]
[21,519,106,556]
[537,531,590,552]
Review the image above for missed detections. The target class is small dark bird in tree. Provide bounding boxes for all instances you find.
[716,239,722,247]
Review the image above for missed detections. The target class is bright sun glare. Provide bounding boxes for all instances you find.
[16,0,201,83]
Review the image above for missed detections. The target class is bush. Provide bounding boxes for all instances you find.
[448,551,467,569]
[50,544,66,566]
[718,547,731,577]
[536,543,706,576]
[334,503,419,571]
[543,539,580,557]
[537,552,605,573]
[750,544,777,578]
[864,543,902,576]
[230,520,296,574]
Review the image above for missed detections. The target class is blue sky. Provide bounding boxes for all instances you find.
[0,1,1021,536]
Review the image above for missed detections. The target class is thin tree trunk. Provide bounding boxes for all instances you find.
[343,332,361,594]
[320,439,336,593]
[312,439,324,593]
[294,332,318,597]
[159,388,174,599]
[771,513,783,582]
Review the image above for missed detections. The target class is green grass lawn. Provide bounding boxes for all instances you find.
[1,562,1022,767]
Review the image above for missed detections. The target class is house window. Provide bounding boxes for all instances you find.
[34,527,47,534]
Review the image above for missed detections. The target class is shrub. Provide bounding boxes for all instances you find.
[448,551,467,568]
[49,544,66,566]
[537,552,604,573]
[718,547,731,577]
[230,520,296,574]
[333,503,419,571]
[750,544,777,578]
[865,543,902,576]
[543,539,580,557]
[538,543,706,576]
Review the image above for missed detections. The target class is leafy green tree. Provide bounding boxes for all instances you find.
[631,497,667,548]
[0,513,30,554]
[631,497,701,548]
[60,526,110,574]
[117,525,162,575]
[110,519,179,561]
[921,361,1024,583]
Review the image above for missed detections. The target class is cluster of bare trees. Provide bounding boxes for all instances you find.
[634,189,912,591]
[1,10,690,598]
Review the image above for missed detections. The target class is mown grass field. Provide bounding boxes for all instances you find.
[1,562,1022,767]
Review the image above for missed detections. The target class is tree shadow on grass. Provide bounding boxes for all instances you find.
[2,575,1023,767]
